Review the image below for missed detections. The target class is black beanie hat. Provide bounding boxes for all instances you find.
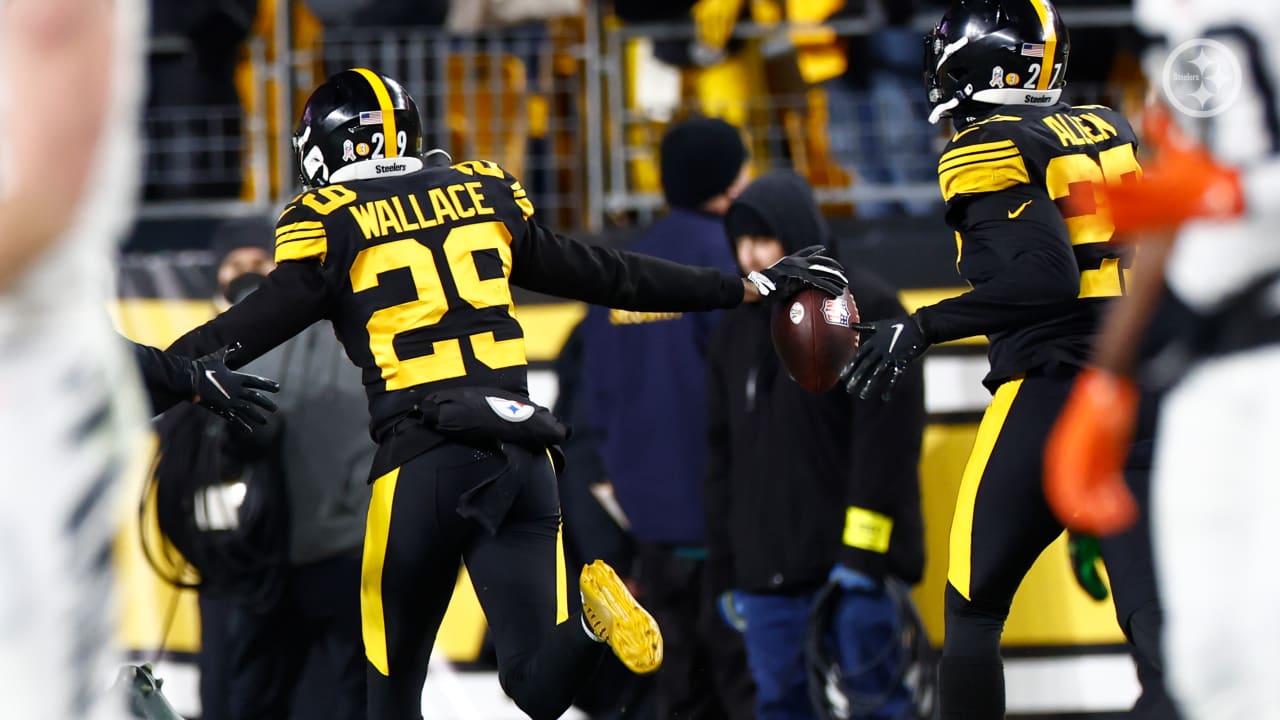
[660,117,748,210]
[210,215,276,267]
[723,203,775,245]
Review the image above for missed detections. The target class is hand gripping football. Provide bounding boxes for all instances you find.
[770,287,860,393]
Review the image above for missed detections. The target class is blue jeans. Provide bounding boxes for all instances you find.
[737,588,911,720]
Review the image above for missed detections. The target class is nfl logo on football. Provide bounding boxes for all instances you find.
[821,296,851,327]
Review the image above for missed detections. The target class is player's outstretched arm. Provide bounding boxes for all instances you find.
[510,222,844,310]
[132,341,280,432]
[0,0,118,290]
[167,261,332,369]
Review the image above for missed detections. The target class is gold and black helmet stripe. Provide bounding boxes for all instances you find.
[351,68,400,158]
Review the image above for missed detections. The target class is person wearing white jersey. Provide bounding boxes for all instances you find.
[1044,3,1280,719]
[0,1,278,717]
[0,1,150,717]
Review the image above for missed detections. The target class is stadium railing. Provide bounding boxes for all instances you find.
[136,4,1140,231]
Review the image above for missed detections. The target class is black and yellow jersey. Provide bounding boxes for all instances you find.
[168,158,744,437]
[913,102,1141,389]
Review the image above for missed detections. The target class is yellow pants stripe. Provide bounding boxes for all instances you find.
[948,378,1023,600]
[555,523,569,624]
[362,466,400,676]
[547,449,569,624]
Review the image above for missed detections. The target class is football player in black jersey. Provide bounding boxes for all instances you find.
[162,69,845,720]
[839,1,1173,717]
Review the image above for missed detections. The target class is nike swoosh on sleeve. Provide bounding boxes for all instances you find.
[1008,199,1033,219]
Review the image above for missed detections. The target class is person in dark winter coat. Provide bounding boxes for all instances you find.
[706,170,926,720]
[581,116,756,719]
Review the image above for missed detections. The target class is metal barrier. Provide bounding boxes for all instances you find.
[136,5,1140,230]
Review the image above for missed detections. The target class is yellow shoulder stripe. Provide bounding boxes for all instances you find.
[950,114,1022,142]
[509,180,535,220]
[938,147,1022,175]
[275,236,328,264]
[940,139,1016,165]
[939,153,1030,201]
[275,220,328,264]
[276,220,324,236]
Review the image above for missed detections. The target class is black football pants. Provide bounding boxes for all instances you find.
[361,441,605,720]
[938,373,1172,720]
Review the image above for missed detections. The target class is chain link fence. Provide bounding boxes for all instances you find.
[137,5,1141,230]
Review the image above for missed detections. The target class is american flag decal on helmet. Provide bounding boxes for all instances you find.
[1021,43,1045,58]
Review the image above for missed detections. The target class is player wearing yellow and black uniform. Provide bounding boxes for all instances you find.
[162,69,847,720]
[841,2,1172,718]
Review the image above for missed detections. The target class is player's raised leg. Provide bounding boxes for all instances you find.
[463,445,660,719]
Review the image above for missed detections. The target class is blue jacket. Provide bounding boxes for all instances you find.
[581,209,738,545]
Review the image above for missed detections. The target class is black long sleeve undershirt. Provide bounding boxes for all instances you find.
[914,185,1081,344]
[511,221,745,311]
[167,260,333,368]
[131,341,196,415]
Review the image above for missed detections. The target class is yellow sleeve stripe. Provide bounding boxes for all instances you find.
[843,507,894,554]
[275,235,328,264]
[276,229,327,246]
[938,148,1023,175]
[277,220,323,235]
[509,180,535,219]
[940,139,1016,166]
[939,154,1030,201]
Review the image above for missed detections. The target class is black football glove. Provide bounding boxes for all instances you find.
[746,245,847,301]
[1068,533,1109,601]
[841,315,929,401]
[188,346,280,433]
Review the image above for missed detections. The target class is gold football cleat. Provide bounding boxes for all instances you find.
[580,560,664,674]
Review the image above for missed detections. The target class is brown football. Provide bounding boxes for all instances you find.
[770,287,860,393]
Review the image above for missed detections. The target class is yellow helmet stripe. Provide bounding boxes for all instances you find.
[352,68,399,158]
[1027,0,1057,90]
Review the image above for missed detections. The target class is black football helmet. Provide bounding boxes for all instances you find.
[292,68,424,189]
[924,0,1071,125]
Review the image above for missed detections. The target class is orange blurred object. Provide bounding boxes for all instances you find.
[1044,368,1140,536]
[1105,102,1245,234]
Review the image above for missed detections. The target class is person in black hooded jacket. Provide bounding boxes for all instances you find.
[705,170,926,720]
